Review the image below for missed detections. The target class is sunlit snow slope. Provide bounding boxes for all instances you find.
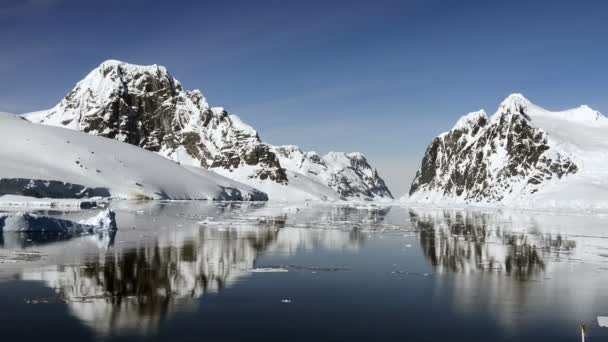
[0,113,267,201]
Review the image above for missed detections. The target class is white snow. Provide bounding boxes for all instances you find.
[212,165,343,201]
[519,105,608,210]
[451,109,487,131]
[0,113,266,201]
[228,114,258,136]
[79,209,117,231]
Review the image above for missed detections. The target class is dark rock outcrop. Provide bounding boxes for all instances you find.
[0,178,110,199]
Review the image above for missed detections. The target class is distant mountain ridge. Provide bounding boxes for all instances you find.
[24,60,392,201]
[272,145,392,199]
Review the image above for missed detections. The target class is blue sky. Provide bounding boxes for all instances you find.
[1,0,608,196]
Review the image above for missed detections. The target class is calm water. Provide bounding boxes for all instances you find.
[1,202,608,341]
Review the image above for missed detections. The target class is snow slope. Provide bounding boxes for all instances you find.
[23,60,393,201]
[407,94,608,210]
[208,166,344,201]
[272,146,393,201]
[0,113,267,201]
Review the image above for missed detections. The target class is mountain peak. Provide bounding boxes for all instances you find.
[501,93,530,103]
[94,60,170,79]
[98,59,160,69]
[498,95,607,126]
[499,93,532,115]
[99,59,126,67]
[452,109,487,131]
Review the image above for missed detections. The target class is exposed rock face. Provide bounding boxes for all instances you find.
[409,94,578,202]
[0,178,110,199]
[26,60,287,184]
[25,60,393,200]
[272,146,393,199]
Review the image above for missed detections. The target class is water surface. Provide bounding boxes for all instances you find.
[1,202,607,341]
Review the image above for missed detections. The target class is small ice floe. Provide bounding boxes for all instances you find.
[281,299,292,304]
[0,209,117,233]
[390,270,433,278]
[598,316,608,328]
[79,209,117,231]
[10,251,43,262]
[286,265,350,272]
[199,218,221,225]
[250,267,289,273]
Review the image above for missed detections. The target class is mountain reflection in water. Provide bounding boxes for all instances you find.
[411,209,576,278]
[3,203,608,341]
[16,202,380,336]
[408,207,608,335]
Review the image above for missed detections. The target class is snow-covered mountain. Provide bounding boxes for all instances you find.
[272,145,392,200]
[24,60,286,183]
[23,60,392,201]
[0,113,266,200]
[407,94,608,209]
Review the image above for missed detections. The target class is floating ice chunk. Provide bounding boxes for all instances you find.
[0,209,117,233]
[79,209,117,231]
[598,316,608,327]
